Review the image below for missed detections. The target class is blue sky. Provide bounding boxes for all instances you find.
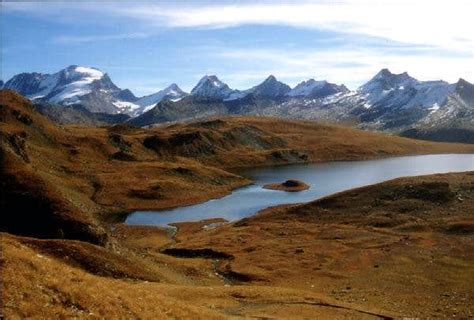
[2,1,473,96]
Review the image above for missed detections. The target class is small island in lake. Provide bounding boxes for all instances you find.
[263,179,310,192]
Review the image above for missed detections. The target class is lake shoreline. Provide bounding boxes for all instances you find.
[126,153,474,226]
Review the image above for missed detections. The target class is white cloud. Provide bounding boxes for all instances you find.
[3,1,473,92]
[52,32,150,44]
[102,0,474,54]
[5,1,474,52]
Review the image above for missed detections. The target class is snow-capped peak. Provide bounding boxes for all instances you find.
[287,79,349,98]
[359,68,418,105]
[46,65,111,104]
[288,79,327,97]
[62,65,105,83]
[191,75,235,99]
[4,65,139,114]
[365,68,416,88]
[164,83,185,97]
[193,75,226,90]
[3,65,109,103]
[358,69,456,110]
[68,65,103,76]
[136,83,188,113]
[287,79,348,98]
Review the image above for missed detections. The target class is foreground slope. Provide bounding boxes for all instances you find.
[167,172,474,318]
[2,172,473,318]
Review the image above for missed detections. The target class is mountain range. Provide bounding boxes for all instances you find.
[2,65,473,143]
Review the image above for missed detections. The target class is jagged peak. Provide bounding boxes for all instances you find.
[373,68,411,80]
[294,78,327,87]
[378,68,392,74]
[288,78,346,98]
[165,83,184,93]
[196,75,222,85]
[192,75,229,92]
[191,74,234,98]
[361,68,418,91]
[167,83,179,89]
[246,75,291,98]
[256,75,288,87]
[455,78,474,96]
[456,78,472,87]
[264,75,277,82]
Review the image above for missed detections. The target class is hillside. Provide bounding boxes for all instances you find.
[2,172,473,318]
[166,172,474,318]
[34,103,131,126]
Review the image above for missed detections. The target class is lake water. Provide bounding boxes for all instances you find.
[126,154,474,226]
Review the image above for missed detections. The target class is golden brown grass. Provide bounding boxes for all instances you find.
[1,232,396,319]
[3,172,473,318]
[171,172,474,318]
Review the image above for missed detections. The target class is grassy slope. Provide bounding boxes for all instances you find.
[169,172,474,318]
[2,172,472,318]
[3,231,397,319]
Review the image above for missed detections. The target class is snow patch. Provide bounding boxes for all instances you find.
[74,66,104,80]
[428,103,440,113]
[135,84,187,114]
[113,100,140,112]
[288,79,327,97]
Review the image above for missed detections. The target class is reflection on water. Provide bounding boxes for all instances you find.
[126,154,474,226]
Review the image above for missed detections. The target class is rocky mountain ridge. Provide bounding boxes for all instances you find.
[4,66,474,142]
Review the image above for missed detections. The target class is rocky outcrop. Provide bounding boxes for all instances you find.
[263,179,310,192]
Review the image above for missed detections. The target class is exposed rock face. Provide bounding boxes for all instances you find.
[288,79,348,98]
[34,103,130,126]
[247,75,291,98]
[115,89,138,102]
[191,75,236,99]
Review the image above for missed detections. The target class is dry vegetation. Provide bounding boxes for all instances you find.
[1,89,473,318]
[166,173,474,318]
